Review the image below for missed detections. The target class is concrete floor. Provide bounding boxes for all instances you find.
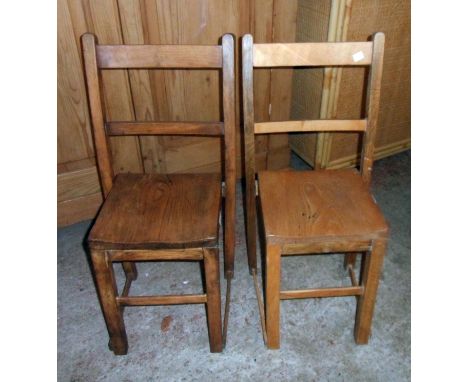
[58,151,410,381]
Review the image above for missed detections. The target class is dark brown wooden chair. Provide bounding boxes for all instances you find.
[82,33,236,355]
[242,33,389,349]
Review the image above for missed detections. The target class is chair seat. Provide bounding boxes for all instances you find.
[88,173,221,250]
[258,169,388,244]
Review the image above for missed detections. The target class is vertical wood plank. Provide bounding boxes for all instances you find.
[87,0,143,174]
[58,0,94,164]
[267,0,298,169]
[315,0,342,169]
[289,0,331,166]
[329,0,410,166]
[117,0,166,173]
[251,0,274,170]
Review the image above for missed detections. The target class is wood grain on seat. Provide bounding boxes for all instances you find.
[258,169,388,243]
[89,173,221,250]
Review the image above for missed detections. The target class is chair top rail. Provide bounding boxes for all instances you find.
[96,44,223,69]
[253,42,373,67]
[254,119,367,134]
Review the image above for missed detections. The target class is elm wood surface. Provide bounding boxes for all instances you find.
[253,42,373,67]
[83,33,235,354]
[96,45,223,68]
[88,173,221,250]
[254,119,367,134]
[258,169,388,243]
[242,33,388,349]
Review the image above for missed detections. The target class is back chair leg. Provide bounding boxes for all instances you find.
[344,253,358,269]
[90,249,128,355]
[354,238,387,344]
[265,244,281,349]
[122,262,138,281]
[203,248,223,352]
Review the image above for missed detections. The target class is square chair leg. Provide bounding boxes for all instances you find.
[354,238,387,344]
[122,262,138,281]
[91,249,128,355]
[203,248,223,352]
[265,244,281,349]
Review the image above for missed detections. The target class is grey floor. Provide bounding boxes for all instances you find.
[58,151,410,381]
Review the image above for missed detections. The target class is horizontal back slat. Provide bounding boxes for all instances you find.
[106,121,224,136]
[254,119,367,134]
[97,45,223,68]
[253,42,373,67]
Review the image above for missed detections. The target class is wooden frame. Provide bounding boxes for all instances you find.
[242,32,388,349]
[82,33,235,354]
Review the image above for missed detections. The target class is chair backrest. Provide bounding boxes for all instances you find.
[81,33,236,200]
[242,33,385,184]
[241,33,385,261]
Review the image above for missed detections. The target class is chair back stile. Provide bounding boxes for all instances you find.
[82,34,114,196]
[221,34,236,278]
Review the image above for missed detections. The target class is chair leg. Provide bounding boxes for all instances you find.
[122,262,138,281]
[224,180,236,279]
[265,244,281,349]
[203,248,223,352]
[354,238,387,344]
[344,253,358,269]
[90,249,128,355]
[246,181,257,274]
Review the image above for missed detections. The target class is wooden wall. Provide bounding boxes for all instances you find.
[57,0,298,226]
[328,0,410,168]
[289,0,411,169]
[290,0,331,162]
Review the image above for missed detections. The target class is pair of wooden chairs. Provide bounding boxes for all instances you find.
[82,32,388,354]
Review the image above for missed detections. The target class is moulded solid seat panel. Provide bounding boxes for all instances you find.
[258,169,388,243]
[88,173,221,250]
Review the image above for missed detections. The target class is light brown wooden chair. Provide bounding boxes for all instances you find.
[242,33,389,349]
[82,33,236,355]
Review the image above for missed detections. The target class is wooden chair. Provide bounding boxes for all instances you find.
[82,33,236,355]
[242,33,389,349]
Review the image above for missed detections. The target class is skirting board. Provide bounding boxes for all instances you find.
[326,138,411,169]
[291,138,410,170]
[58,192,102,227]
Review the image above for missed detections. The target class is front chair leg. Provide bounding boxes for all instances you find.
[265,244,281,349]
[203,248,223,352]
[354,238,387,344]
[122,262,138,281]
[91,249,128,355]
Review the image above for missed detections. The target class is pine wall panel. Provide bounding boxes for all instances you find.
[57,0,297,226]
